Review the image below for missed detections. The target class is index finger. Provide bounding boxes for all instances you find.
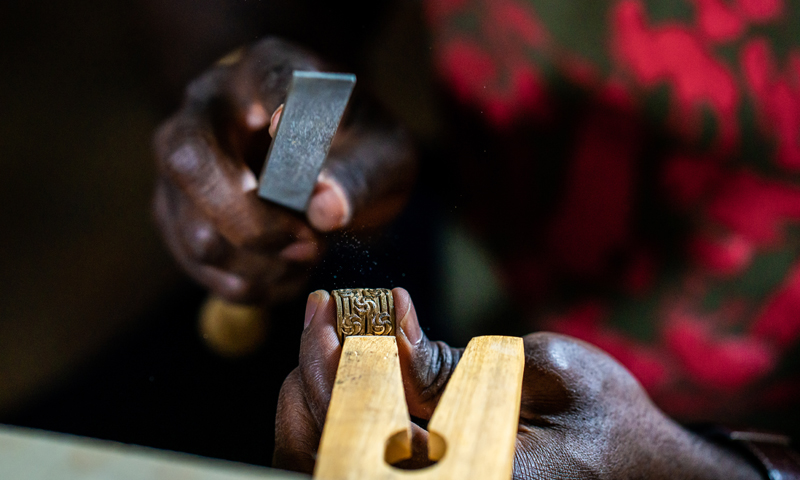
[155,108,308,250]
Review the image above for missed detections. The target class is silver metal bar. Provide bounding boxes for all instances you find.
[258,71,356,212]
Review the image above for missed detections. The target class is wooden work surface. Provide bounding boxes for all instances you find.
[0,424,306,480]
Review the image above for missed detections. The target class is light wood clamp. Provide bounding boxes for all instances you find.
[314,288,525,480]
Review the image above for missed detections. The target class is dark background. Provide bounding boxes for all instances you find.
[0,0,450,466]
[4,0,800,468]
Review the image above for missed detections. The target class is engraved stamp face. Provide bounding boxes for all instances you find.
[332,288,395,343]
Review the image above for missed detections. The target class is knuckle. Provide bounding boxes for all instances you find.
[153,120,180,166]
[523,332,633,404]
[185,222,227,265]
[416,341,461,406]
[247,38,322,103]
[154,118,210,176]
[161,141,212,183]
[249,37,320,71]
[184,68,229,108]
[524,333,582,374]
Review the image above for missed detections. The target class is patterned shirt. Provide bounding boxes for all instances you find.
[425,0,800,421]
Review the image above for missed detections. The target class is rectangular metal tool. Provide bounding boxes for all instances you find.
[258,71,356,212]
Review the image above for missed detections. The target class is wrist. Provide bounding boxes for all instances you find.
[690,424,800,480]
[683,427,764,480]
[635,417,763,480]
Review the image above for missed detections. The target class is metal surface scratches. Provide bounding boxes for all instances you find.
[258,71,356,212]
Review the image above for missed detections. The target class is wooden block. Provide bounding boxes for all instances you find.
[425,335,524,479]
[314,336,524,480]
[314,336,411,479]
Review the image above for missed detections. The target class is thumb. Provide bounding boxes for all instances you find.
[392,288,463,419]
[307,172,352,232]
[268,97,416,232]
[310,104,416,232]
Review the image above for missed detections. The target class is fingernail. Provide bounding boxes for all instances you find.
[304,291,322,329]
[400,305,422,345]
[268,104,284,138]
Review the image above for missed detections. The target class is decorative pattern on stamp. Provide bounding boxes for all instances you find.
[332,288,395,343]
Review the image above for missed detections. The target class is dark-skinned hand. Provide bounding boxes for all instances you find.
[273,288,761,479]
[153,38,416,304]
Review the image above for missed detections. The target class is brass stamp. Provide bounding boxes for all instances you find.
[332,288,395,343]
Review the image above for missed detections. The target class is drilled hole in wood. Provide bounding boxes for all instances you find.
[385,429,446,471]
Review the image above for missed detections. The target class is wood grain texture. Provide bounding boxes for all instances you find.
[314,336,524,480]
[314,336,411,479]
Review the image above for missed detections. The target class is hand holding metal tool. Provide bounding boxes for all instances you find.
[258,71,356,213]
[153,39,416,343]
[199,69,356,356]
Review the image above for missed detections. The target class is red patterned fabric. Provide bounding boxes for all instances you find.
[425,0,800,421]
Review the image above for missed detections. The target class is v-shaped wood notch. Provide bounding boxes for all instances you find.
[314,335,524,480]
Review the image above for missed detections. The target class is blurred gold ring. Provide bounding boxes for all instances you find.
[332,288,395,343]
